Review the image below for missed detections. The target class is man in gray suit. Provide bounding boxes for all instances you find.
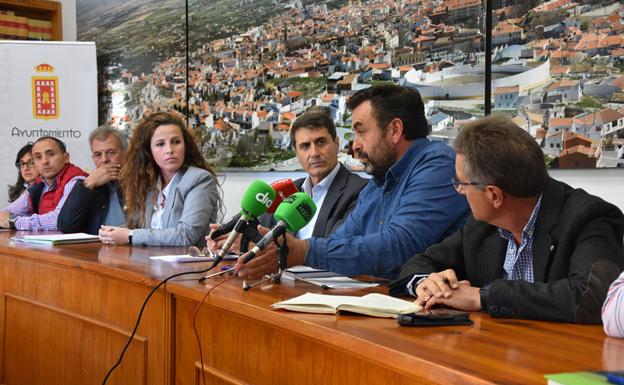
[262,109,368,238]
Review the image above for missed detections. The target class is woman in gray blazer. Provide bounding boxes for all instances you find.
[99,112,221,247]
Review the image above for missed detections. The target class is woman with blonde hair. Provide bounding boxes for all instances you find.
[99,111,221,247]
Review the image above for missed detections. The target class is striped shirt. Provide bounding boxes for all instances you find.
[498,196,542,282]
[4,176,84,231]
[603,271,624,338]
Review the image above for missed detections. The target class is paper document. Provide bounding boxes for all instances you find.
[284,265,342,278]
[149,254,239,263]
[17,233,100,245]
[283,265,379,288]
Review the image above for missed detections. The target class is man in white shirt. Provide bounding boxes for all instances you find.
[262,108,368,238]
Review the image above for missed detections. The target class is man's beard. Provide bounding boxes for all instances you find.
[358,140,397,179]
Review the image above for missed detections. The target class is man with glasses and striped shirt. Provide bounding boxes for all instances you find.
[390,115,624,323]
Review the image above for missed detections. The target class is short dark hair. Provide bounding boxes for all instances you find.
[89,125,128,151]
[346,84,429,139]
[289,107,337,146]
[33,136,66,153]
[454,115,548,197]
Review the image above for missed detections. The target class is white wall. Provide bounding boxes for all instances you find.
[219,169,624,218]
[59,0,77,41]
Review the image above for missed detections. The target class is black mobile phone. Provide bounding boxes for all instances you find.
[397,310,473,327]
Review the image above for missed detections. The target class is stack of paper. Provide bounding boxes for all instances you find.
[282,265,379,289]
[17,233,100,245]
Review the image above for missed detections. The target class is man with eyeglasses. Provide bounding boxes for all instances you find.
[0,137,88,230]
[390,115,624,323]
[58,126,127,234]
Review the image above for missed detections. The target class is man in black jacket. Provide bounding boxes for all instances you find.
[389,115,624,323]
[260,108,368,238]
[58,126,127,234]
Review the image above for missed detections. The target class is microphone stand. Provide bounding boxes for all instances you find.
[242,233,288,291]
[239,218,261,253]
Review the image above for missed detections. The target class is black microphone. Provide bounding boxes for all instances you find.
[210,213,242,240]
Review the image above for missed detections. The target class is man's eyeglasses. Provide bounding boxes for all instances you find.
[451,178,487,192]
[16,160,35,169]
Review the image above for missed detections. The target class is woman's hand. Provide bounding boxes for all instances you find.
[99,225,131,245]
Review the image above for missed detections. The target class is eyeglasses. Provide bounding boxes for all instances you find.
[451,178,487,193]
[16,160,35,169]
[187,246,216,258]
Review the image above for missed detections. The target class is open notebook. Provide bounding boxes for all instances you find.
[271,292,422,318]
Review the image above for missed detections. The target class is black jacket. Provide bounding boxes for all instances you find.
[57,181,124,235]
[260,163,368,237]
[389,178,624,324]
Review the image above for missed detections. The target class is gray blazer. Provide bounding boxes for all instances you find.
[132,166,220,247]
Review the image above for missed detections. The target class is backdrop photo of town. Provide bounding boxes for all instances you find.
[77,0,624,170]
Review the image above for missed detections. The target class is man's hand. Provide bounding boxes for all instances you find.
[236,225,307,280]
[0,212,10,228]
[414,269,460,306]
[83,164,121,189]
[205,223,241,254]
[420,281,481,311]
[99,225,130,245]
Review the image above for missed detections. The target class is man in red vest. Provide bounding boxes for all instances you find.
[0,137,87,230]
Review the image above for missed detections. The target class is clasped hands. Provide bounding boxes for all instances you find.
[415,269,481,312]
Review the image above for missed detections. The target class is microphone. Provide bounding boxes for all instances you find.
[210,179,299,240]
[241,192,317,264]
[216,180,276,259]
[266,178,299,214]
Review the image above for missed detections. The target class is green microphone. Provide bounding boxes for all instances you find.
[242,192,316,264]
[240,180,276,218]
[217,180,276,259]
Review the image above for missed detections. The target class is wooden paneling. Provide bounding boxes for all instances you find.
[3,294,147,385]
[0,237,176,385]
[175,297,425,385]
[0,232,621,385]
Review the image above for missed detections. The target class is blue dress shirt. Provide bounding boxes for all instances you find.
[305,138,471,280]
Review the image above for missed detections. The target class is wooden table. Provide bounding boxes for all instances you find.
[0,232,621,385]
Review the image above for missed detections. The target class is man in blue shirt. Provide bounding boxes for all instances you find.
[237,85,470,280]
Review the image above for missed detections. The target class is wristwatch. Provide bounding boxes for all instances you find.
[127,230,134,245]
[8,214,17,230]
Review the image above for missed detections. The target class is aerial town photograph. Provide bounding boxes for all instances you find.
[78,0,624,169]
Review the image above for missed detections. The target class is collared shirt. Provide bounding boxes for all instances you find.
[602,270,624,337]
[296,162,341,240]
[4,176,84,231]
[150,173,178,230]
[103,184,125,227]
[305,138,470,280]
[498,196,542,282]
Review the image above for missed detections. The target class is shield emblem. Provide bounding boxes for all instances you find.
[32,70,59,120]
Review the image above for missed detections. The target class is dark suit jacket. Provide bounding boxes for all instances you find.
[58,181,124,235]
[389,178,624,324]
[260,164,368,238]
